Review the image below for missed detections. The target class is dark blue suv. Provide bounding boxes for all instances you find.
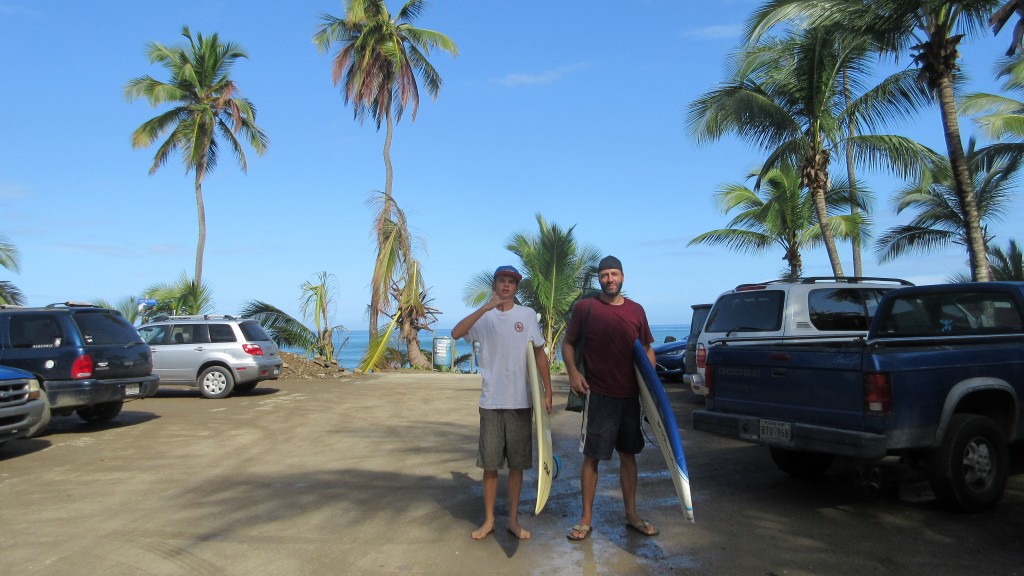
[0,303,159,436]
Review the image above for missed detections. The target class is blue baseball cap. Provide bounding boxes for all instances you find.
[493,265,522,282]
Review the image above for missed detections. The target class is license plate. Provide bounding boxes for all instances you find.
[759,419,791,442]
[126,383,140,396]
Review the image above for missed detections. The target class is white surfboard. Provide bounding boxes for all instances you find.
[528,340,555,515]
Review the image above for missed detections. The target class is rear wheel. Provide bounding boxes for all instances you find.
[198,366,234,399]
[769,447,835,479]
[928,414,1008,512]
[27,392,52,438]
[76,400,124,423]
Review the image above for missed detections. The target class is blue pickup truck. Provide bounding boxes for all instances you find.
[693,281,1024,512]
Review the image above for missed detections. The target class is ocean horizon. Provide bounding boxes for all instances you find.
[289,324,691,370]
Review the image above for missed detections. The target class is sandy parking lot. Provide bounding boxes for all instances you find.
[1,372,1021,575]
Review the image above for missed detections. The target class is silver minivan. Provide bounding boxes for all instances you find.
[138,315,282,398]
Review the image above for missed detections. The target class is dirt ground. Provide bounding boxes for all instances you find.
[1,372,1021,575]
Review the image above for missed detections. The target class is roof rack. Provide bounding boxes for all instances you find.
[166,314,239,321]
[735,276,913,290]
[45,301,98,308]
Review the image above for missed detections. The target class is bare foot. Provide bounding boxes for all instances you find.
[472,521,494,540]
[507,522,531,540]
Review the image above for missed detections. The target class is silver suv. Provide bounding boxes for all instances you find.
[138,315,282,399]
[691,277,912,397]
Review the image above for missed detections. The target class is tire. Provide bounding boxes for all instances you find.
[198,366,234,399]
[769,447,835,479]
[233,382,258,394]
[27,392,52,438]
[928,414,1008,513]
[76,400,124,423]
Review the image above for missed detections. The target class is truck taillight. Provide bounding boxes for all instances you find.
[863,373,891,414]
[242,344,264,356]
[705,362,714,398]
[72,354,94,379]
[696,343,706,369]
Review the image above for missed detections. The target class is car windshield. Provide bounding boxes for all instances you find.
[705,291,784,333]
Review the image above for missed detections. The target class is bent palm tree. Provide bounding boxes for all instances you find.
[126,26,269,286]
[314,0,457,340]
[690,164,869,280]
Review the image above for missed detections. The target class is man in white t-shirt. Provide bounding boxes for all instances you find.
[452,265,552,541]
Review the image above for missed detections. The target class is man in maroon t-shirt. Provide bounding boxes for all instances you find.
[562,255,659,541]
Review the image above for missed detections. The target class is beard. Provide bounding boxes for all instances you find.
[600,280,621,297]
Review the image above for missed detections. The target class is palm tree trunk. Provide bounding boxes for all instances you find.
[843,70,863,277]
[370,111,397,342]
[194,177,206,287]
[804,150,845,278]
[935,75,991,282]
[400,316,429,368]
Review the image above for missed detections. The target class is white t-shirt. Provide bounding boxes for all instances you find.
[465,304,545,409]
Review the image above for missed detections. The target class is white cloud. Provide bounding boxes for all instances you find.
[682,24,743,40]
[494,63,588,87]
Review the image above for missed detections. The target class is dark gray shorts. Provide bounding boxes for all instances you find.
[578,392,644,460]
[477,407,533,470]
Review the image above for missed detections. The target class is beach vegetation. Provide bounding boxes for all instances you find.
[689,163,870,280]
[141,272,215,318]
[690,18,938,278]
[462,214,600,364]
[0,233,24,306]
[875,138,1020,265]
[746,0,1002,281]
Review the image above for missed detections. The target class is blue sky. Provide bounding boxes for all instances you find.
[1,0,1021,330]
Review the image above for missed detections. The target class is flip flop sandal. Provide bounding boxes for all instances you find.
[626,519,659,536]
[567,524,592,541]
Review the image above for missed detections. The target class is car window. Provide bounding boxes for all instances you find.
[138,325,168,345]
[705,291,784,333]
[74,311,143,345]
[208,324,237,343]
[239,321,272,342]
[877,291,1024,336]
[8,314,64,348]
[169,324,210,345]
[807,288,890,331]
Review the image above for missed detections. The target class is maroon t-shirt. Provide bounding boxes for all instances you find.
[564,296,654,398]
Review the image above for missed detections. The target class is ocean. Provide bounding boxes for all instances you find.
[301,324,691,371]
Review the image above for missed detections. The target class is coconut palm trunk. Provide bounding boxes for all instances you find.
[935,74,992,281]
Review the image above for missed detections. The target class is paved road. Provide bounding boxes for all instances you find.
[1,373,1022,575]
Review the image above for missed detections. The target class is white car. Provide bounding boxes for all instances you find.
[138,315,282,399]
[691,277,912,396]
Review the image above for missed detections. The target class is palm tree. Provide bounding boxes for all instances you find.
[875,138,1019,268]
[689,164,870,280]
[299,272,346,365]
[313,0,457,340]
[361,193,439,371]
[0,233,24,305]
[962,55,1024,143]
[748,0,1001,281]
[125,26,269,287]
[688,24,936,277]
[239,299,349,364]
[462,215,600,363]
[143,273,215,317]
[92,296,144,324]
[989,239,1024,279]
